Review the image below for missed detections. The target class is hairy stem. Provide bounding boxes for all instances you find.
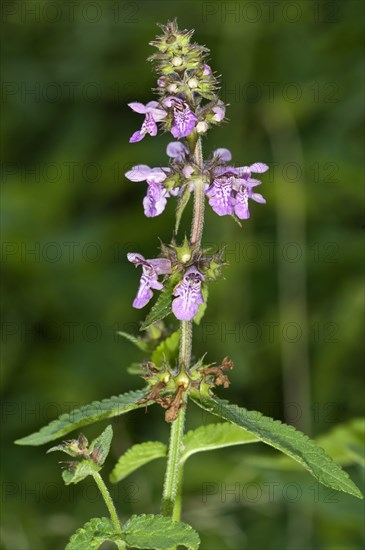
[93,471,124,541]
[173,466,184,522]
[161,399,186,517]
[191,137,205,248]
[162,136,204,521]
[179,320,192,371]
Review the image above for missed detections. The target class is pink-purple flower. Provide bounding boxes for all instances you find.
[207,176,235,216]
[127,253,172,309]
[166,141,189,162]
[125,164,169,217]
[172,267,204,321]
[207,150,268,219]
[125,142,189,217]
[164,96,198,139]
[128,101,167,143]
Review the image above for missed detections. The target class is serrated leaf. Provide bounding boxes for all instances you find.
[245,417,365,471]
[121,514,200,549]
[151,331,180,367]
[117,331,150,352]
[110,441,167,484]
[175,184,191,234]
[193,286,208,325]
[15,389,150,446]
[191,395,363,499]
[62,459,100,485]
[181,422,258,463]
[89,425,113,466]
[140,283,174,331]
[66,517,120,549]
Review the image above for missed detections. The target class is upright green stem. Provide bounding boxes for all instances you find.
[93,471,123,540]
[162,136,205,521]
[179,320,192,371]
[191,137,205,249]
[161,399,186,516]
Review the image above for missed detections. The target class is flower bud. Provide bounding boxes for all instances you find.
[196,121,208,134]
[188,77,199,89]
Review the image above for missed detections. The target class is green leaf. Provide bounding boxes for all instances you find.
[66,517,120,549]
[151,330,180,367]
[121,514,200,549]
[191,395,363,499]
[62,459,100,485]
[110,441,167,484]
[175,184,191,234]
[193,286,208,325]
[140,283,174,331]
[181,422,258,463]
[89,425,113,466]
[117,331,150,352]
[15,389,150,446]
[245,417,365,471]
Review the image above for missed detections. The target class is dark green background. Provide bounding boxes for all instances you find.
[1,1,364,548]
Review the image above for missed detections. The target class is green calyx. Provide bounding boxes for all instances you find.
[139,356,234,422]
[174,236,192,264]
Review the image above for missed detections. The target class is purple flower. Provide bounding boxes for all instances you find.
[234,185,266,219]
[166,141,189,162]
[125,142,191,217]
[235,162,269,186]
[164,96,198,139]
[213,148,232,163]
[206,176,235,216]
[207,154,268,219]
[172,267,204,321]
[127,253,172,309]
[125,165,169,217]
[128,101,167,143]
[212,102,225,122]
[232,162,268,219]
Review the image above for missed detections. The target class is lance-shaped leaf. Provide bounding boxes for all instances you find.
[15,389,151,446]
[181,422,258,463]
[151,330,180,367]
[191,394,363,499]
[244,417,365,471]
[66,517,121,550]
[110,441,167,484]
[121,514,200,550]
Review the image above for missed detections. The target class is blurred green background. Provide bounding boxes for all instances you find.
[1,1,364,548]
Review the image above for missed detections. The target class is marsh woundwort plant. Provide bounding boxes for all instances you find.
[16,21,362,550]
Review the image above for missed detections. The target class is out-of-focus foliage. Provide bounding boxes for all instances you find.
[1,1,364,549]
